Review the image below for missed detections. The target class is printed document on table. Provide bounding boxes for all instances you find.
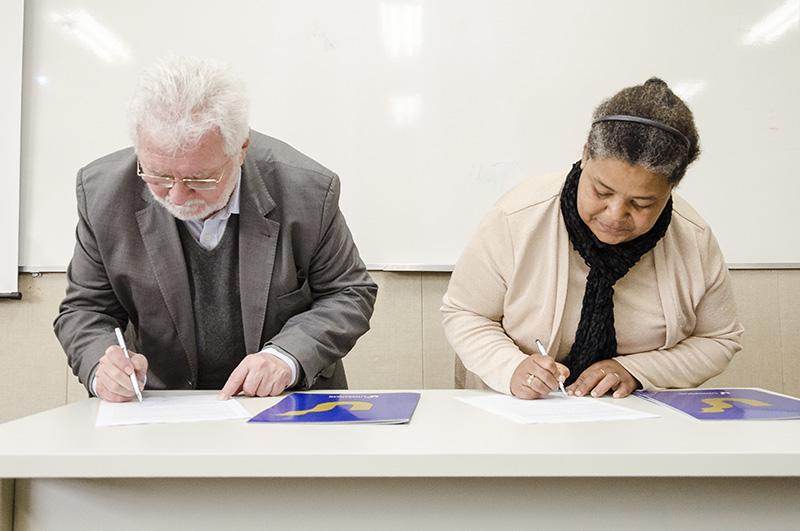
[96,394,251,427]
[458,393,659,424]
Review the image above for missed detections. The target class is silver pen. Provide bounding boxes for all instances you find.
[115,327,143,402]
[535,339,567,394]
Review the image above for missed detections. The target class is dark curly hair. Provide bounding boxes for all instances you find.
[586,77,700,186]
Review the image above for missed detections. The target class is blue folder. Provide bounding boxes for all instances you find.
[249,392,421,424]
[636,388,800,420]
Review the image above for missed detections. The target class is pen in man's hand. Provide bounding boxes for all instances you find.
[115,327,143,402]
[535,339,567,394]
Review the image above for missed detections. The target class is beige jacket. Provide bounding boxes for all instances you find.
[442,170,743,394]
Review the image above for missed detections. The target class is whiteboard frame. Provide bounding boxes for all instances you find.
[0,0,24,295]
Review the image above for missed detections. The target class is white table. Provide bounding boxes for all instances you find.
[1,389,798,530]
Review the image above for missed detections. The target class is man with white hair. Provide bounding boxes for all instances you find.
[55,56,377,402]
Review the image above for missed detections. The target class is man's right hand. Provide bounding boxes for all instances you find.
[95,345,148,402]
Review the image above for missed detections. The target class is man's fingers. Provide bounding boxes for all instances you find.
[218,366,246,400]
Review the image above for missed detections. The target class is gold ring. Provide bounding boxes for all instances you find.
[600,368,606,376]
[526,373,535,388]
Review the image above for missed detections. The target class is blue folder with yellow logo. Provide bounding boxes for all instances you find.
[636,388,800,420]
[249,392,421,424]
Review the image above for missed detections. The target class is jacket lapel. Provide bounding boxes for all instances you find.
[135,193,199,378]
[238,158,280,354]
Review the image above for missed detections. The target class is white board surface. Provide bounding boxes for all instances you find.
[16,0,800,271]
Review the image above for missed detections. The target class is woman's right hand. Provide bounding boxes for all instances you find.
[511,354,569,399]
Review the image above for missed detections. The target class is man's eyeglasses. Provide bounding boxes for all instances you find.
[137,159,229,190]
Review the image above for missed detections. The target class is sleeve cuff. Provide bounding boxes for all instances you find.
[91,372,147,398]
[260,346,299,387]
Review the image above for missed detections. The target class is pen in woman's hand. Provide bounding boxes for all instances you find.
[535,339,567,394]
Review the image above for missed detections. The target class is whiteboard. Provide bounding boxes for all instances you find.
[0,0,23,294]
[17,0,800,271]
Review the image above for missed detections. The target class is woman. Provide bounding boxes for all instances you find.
[441,78,743,400]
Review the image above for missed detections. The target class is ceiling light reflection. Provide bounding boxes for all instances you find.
[381,3,422,59]
[672,80,707,101]
[391,94,421,127]
[743,0,799,45]
[50,10,131,63]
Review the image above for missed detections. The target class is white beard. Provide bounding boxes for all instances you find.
[148,172,239,221]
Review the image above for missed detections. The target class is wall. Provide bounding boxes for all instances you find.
[0,269,798,424]
[5,1,798,423]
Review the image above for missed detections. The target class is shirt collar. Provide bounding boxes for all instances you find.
[206,166,241,222]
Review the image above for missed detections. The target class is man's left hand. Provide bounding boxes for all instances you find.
[217,352,293,400]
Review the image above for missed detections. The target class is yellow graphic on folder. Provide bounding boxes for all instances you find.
[700,398,772,413]
[279,400,374,416]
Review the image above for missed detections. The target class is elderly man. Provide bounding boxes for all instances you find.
[55,56,377,402]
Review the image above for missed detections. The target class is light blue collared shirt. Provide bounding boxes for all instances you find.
[183,168,242,250]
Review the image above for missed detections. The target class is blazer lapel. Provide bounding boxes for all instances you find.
[136,194,198,378]
[238,159,280,354]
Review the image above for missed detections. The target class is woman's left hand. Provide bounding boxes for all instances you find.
[567,359,640,399]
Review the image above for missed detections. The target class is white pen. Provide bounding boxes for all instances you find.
[535,338,567,394]
[115,327,143,402]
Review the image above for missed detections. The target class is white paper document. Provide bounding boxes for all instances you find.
[458,393,659,424]
[96,394,251,427]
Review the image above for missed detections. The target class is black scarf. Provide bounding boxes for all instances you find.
[559,161,673,385]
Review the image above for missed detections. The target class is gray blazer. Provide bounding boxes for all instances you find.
[55,131,377,393]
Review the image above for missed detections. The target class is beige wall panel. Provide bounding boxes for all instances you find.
[0,273,68,423]
[345,272,423,389]
[779,270,800,397]
[1,269,798,424]
[421,273,456,389]
[703,270,783,393]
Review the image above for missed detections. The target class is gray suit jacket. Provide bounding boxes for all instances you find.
[55,131,377,393]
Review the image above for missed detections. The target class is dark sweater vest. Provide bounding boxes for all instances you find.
[177,216,247,389]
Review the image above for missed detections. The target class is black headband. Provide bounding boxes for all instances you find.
[592,115,691,149]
